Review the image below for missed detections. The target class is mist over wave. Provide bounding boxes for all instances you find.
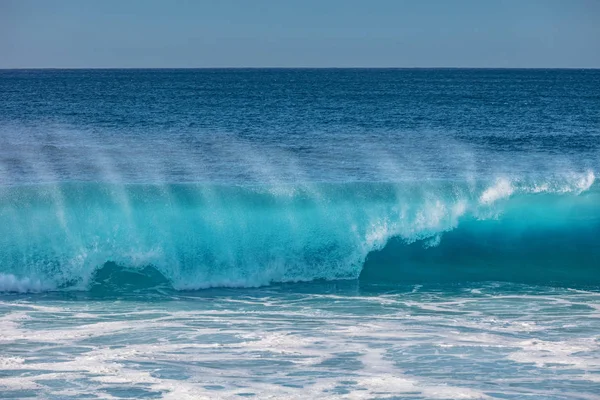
[0,174,597,293]
[1,69,599,293]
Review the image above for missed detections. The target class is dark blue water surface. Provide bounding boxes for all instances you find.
[1,69,599,184]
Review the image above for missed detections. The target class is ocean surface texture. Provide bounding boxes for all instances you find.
[0,69,599,399]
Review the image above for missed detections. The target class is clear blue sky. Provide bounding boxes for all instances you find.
[1,0,599,68]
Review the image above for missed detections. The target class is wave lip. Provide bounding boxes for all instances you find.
[0,175,599,293]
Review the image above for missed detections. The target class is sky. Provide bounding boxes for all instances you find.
[1,0,599,68]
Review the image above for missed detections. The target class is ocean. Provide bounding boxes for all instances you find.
[0,69,599,399]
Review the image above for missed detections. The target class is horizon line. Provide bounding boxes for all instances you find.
[1,66,599,71]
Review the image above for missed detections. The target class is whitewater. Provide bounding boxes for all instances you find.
[0,68,599,399]
[0,174,598,293]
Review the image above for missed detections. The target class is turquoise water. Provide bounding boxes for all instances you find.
[0,69,599,398]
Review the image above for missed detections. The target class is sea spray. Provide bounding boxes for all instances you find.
[0,176,598,292]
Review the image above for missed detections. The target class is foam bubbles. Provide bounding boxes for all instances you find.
[0,283,598,398]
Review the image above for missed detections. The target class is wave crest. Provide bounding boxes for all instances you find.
[0,175,598,292]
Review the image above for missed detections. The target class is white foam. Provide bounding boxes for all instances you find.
[1,284,598,398]
[572,170,595,193]
[480,177,514,204]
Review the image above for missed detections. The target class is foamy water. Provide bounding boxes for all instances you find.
[1,283,599,399]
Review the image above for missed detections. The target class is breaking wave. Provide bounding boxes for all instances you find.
[0,172,598,293]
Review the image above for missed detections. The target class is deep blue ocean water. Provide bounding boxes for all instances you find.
[0,69,599,399]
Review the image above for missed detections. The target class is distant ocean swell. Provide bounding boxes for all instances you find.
[0,171,598,293]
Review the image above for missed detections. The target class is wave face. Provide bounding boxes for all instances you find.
[0,175,598,293]
[1,69,600,293]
